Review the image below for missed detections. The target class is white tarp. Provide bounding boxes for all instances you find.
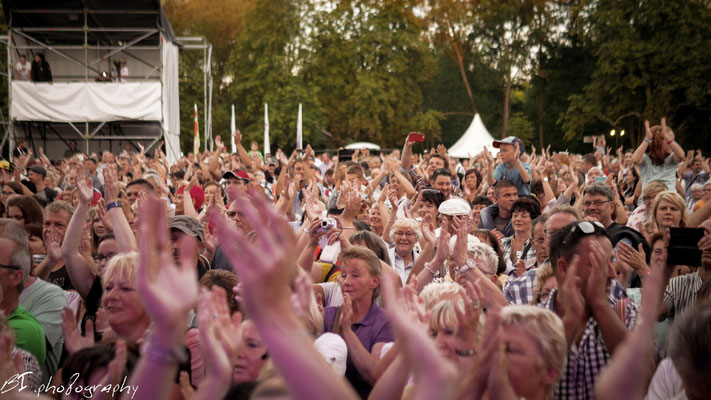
[345,142,381,150]
[448,114,498,158]
[161,36,181,164]
[11,81,162,122]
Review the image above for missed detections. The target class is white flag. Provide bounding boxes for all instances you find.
[264,104,271,156]
[193,104,199,156]
[296,103,303,150]
[230,104,236,154]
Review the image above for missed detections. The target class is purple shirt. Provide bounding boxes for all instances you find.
[324,302,393,399]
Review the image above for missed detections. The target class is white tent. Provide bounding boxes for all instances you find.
[345,142,381,150]
[448,114,498,158]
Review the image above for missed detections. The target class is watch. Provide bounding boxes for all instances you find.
[105,201,122,211]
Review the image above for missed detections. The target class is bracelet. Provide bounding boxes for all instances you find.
[644,138,652,144]
[141,338,187,365]
[105,201,122,211]
[455,348,477,357]
[424,263,441,278]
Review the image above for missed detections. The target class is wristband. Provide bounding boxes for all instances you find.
[424,263,441,278]
[643,138,652,144]
[105,201,122,211]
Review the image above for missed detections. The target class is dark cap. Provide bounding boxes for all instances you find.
[27,165,47,177]
[222,169,250,182]
[168,215,204,242]
[493,136,526,155]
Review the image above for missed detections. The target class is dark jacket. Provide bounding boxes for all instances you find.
[31,56,52,82]
[478,203,514,237]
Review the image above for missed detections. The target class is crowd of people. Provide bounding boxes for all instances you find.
[1,118,710,400]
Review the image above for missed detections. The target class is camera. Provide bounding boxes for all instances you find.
[318,218,337,233]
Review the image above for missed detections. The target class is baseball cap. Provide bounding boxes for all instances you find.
[27,165,47,177]
[177,185,206,210]
[222,169,250,182]
[266,157,278,166]
[314,333,348,376]
[168,215,204,242]
[492,136,526,155]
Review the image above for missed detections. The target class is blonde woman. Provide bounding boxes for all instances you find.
[644,191,688,242]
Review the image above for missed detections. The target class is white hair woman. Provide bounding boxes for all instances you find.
[388,218,421,284]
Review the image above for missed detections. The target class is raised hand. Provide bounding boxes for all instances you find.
[338,293,354,333]
[644,120,653,141]
[61,307,95,354]
[137,197,199,342]
[102,166,121,203]
[75,168,94,205]
[46,228,63,263]
[660,117,675,142]
[211,190,297,320]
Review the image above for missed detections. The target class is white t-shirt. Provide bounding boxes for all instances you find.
[15,61,31,80]
[645,358,687,400]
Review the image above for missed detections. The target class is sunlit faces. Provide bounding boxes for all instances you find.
[656,199,682,229]
[418,201,439,225]
[511,210,532,232]
[465,172,478,190]
[369,205,383,230]
[102,272,147,334]
[470,204,487,227]
[495,187,518,213]
[498,143,516,163]
[392,228,417,258]
[8,206,24,225]
[92,214,107,237]
[501,324,558,398]
[27,233,46,256]
[433,174,452,198]
[233,321,268,384]
[582,193,613,224]
[338,257,379,302]
[95,239,118,275]
[532,222,547,263]
[543,212,578,255]
[43,210,70,243]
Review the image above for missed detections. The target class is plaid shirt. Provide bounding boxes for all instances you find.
[539,288,640,399]
[504,265,630,305]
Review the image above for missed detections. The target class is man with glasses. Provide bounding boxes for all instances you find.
[543,220,640,399]
[0,232,47,374]
[582,183,649,287]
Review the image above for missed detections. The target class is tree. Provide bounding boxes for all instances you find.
[562,0,711,151]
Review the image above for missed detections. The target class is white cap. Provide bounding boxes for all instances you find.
[314,333,348,376]
[438,197,471,216]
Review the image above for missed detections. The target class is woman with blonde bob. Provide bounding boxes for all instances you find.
[497,305,567,400]
[644,190,688,241]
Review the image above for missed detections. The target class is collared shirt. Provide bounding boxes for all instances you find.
[388,246,419,285]
[501,236,536,276]
[663,271,703,319]
[505,268,630,306]
[323,302,394,399]
[539,289,639,400]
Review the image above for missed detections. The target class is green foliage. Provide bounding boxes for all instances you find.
[507,112,535,144]
[561,0,711,151]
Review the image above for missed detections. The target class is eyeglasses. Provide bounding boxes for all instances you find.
[583,200,610,208]
[0,264,21,270]
[561,221,606,246]
[94,253,116,263]
[394,231,416,238]
[543,228,559,238]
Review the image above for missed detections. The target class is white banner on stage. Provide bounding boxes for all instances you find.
[11,81,162,122]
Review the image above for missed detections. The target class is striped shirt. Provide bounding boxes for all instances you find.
[663,272,703,319]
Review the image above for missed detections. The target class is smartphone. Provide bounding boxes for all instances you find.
[408,132,425,143]
[338,149,354,162]
[594,176,607,183]
[667,227,704,266]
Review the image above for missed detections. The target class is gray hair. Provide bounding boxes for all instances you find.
[668,302,711,393]
[690,183,704,191]
[467,242,499,275]
[582,182,614,201]
[0,219,31,291]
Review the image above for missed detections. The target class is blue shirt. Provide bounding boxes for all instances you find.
[494,161,532,196]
